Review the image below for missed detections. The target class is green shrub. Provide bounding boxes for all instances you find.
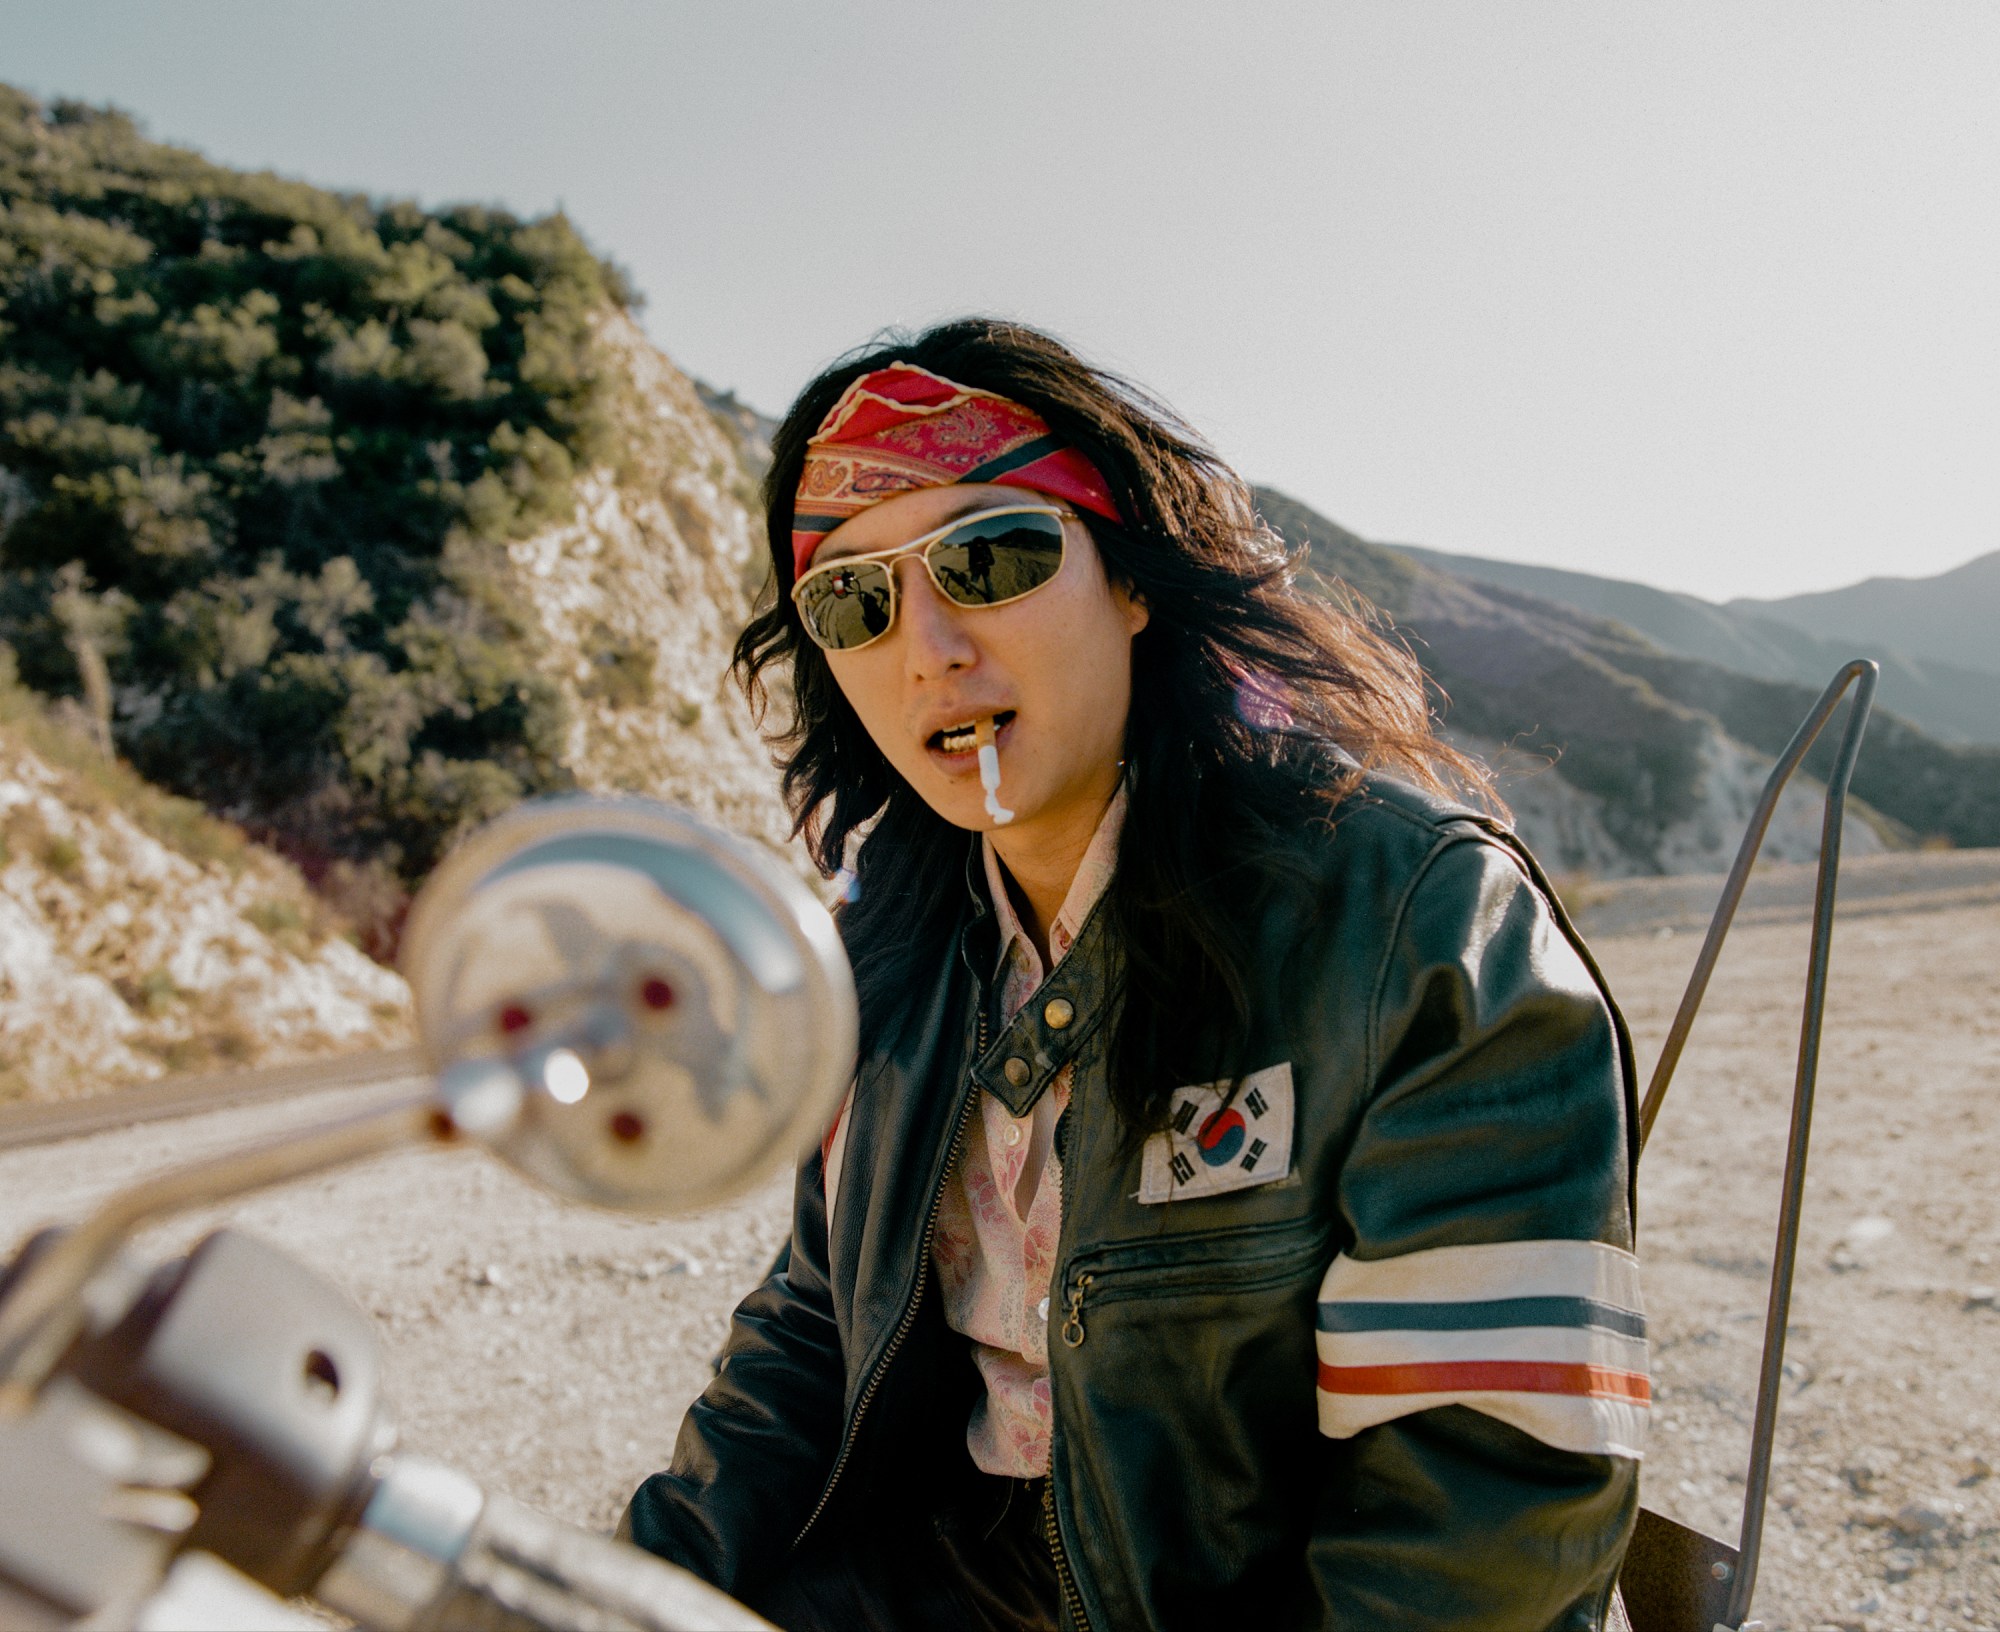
[579,626,656,710]
[0,643,258,873]
[0,86,636,907]
[245,897,305,937]
[120,966,183,1016]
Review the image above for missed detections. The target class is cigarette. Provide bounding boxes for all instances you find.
[975,716,1014,826]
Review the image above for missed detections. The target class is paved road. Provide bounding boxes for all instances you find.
[0,1048,423,1152]
[1565,845,2000,940]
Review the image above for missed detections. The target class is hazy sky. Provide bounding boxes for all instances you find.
[6,2,1996,600]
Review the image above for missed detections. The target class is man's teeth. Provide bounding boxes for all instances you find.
[933,712,1012,753]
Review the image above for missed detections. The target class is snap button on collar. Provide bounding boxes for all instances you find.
[1043,997,1075,1030]
[1003,1056,1032,1088]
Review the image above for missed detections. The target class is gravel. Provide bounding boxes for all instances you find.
[2,849,1996,1628]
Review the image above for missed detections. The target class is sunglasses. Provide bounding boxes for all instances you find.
[790,505,1070,653]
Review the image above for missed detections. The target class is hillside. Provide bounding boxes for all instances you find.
[0,89,624,888]
[0,663,407,1103]
[0,86,798,1102]
[0,86,786,952]
[1733,548,2000,679]
[5,79,1993,964]
[1254,489,2000,868]
[1390,543,2000,747]
[499,312,786,851]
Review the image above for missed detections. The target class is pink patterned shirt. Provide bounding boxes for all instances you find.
[931,786,1127,1477]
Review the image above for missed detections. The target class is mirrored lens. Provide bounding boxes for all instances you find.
[796,559,896,650]
[927,510,1066,609]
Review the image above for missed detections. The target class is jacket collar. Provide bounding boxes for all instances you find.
[968,886,1119,1117]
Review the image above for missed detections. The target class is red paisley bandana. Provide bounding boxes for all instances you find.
[791,362,1122,577]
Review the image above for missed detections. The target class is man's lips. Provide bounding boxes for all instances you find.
[926,709,1017,762]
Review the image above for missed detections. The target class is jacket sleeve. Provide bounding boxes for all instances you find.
[619,1144,846,1599]
[1300,831,1642,1630]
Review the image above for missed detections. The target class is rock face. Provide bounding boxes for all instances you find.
[503,313,792,856]
[1472,727,1889,880]
[0,312,800,1105]
[1255,486,1922,874]
[0,712,408,1104]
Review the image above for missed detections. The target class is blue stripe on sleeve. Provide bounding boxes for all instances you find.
[1317,1295,1647,1339]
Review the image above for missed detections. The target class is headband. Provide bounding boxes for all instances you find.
[790,362,1122,578]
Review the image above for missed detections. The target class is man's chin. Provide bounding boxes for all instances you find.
[922,784,1036,837]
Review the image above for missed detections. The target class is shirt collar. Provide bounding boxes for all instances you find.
[980,781,1128,979]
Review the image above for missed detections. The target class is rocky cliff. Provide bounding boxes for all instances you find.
[1254,488,1901,879]
[0,676,407,1103]
[0,303,799,1105]
[501,311,788,852]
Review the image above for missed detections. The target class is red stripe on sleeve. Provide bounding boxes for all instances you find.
[1318,1359,1652,1404]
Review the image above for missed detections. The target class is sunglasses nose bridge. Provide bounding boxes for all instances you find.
[893,551,981,669]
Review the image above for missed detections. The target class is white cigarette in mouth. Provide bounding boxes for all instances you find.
[976,716,1014,826]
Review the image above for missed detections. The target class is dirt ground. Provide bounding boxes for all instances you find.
[0,847,1995,1630]
[1576,852,2000,1632]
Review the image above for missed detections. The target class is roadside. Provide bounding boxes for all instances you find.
[0,849,1993,1629]
[1563,844,2000,940]
[1596,859,2000,1631]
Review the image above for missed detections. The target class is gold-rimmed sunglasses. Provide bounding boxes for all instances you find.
[790,505,1070,653]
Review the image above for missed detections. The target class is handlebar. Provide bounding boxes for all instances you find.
[317,1458,769,1632]
[0,796,843,1629]
[0,1228,771,1630]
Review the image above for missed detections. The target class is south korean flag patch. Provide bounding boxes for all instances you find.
[1137,1063,1294,1204]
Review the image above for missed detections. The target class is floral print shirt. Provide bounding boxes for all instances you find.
[931,785,1127,1477]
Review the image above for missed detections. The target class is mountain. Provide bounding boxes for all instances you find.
[1390,544,2000,746]
[0,86,800,1102]
[0,86,787,954]
[5,79,1993,1007]
[1253,488,2000,868]
[1731,549,2000,680]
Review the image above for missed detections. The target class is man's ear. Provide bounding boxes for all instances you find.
[1114,579,1150,636]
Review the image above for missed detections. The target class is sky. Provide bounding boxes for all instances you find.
[5,1,1996,601]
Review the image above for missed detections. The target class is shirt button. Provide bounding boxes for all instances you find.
[1043,997,1075,1030]
[1003,1056,1031,1087]
[1003,1122,1023,1148]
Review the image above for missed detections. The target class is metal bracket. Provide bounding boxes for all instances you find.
[1634,660,1878,1628]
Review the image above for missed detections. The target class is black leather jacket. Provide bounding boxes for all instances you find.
[625,771,1643,1630]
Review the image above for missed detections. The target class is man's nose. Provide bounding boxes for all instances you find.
[892,557,977,678]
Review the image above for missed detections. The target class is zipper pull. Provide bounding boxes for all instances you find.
[1059,1272,1094,1348]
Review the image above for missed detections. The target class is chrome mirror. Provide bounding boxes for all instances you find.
[402,797,855,1214]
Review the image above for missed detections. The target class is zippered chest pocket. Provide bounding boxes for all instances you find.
[1056,1215,1329,1349]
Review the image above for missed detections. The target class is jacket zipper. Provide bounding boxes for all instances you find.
[1044,1101,1093,1631]
[791,1010,987,1548]
[1058,1272,1093,1348]
[1061,1225,1329,1326]
[1042,1471,1092,1632]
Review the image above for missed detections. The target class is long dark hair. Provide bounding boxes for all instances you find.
[734,319,1491,1134]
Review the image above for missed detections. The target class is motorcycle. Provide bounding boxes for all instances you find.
[0,663,1880,1631]
[0,795,855,1629]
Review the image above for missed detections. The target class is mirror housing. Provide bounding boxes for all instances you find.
[401,797,855,1214]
